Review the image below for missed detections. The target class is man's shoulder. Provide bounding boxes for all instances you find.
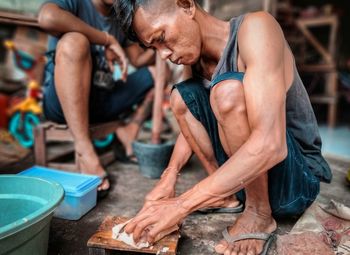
[239,11,277,33]
[237,11,284,53]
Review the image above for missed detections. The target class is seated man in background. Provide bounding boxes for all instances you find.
[38,0,167,193]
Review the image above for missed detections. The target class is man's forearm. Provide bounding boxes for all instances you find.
[165,133,193,174]
[133,49,156,67]
[144,133,192,201]
[38,3,113,46]
[177,132,287,213]
[125,45,155,67]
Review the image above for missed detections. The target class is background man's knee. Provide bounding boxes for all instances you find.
[56,32,90,62]
[210,80,246,117]
[170,89,188,116]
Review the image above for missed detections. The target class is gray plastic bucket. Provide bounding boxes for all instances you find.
[132,140,175,179]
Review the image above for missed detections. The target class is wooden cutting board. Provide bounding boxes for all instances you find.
[87,216,180,255]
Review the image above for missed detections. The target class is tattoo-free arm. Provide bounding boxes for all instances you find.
[177,12,289,212]
[166,132,193,173]
[125,44,155,67]
[38,3,128,80]
[38,3,111,45]
[144,133,192,201]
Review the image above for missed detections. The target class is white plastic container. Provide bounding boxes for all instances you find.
[19,166,101,220]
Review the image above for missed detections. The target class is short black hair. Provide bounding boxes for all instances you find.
[114,0,199,42]
[113,0,153,42]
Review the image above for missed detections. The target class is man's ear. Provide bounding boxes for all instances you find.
[175,0,196,18]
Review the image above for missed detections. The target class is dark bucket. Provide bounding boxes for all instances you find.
[132,140,175,179]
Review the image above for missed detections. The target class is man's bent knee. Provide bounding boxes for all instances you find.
[210,79,246,119]
[56,32,91,62]
[170,88,188,116]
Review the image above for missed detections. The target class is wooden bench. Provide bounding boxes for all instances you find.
[34,121,121,172]
[0,11,39,27]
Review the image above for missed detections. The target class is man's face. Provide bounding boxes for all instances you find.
[133,5,202,65]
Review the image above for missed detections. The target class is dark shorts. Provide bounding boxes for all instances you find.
[42,57,153,124]
[173,73,320,218]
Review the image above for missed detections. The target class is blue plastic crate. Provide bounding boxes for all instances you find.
[19,166,101,220]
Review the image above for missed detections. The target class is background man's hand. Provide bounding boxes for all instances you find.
[145,168,178,201]
[105,34,128,81]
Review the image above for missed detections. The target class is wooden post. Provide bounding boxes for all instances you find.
[263,0,270,12]
[151,52,166,144]
[327,72,338,128]
[203,0,211,12]
[263,0,277,16]
[34,125,47,166]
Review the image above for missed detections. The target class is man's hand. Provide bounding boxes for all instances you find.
[145,167,178,201]
[124,198,188,244]
[105,34,128,81]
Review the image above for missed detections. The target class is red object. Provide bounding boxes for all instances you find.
[29,88,41,99]
[0,94,9,128]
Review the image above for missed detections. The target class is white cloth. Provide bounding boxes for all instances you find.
[112,220,150,249]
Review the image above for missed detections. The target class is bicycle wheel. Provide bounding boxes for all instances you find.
[93,133,115,148]
[9,112,40,148]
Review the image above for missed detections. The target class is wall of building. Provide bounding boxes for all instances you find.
[0,0,45,16]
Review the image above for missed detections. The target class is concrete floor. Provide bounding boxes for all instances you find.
[0,127,348,255]
[319,125,350,161]
[45,154,350,255]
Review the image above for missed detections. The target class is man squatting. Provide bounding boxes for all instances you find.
[113,1,332,255]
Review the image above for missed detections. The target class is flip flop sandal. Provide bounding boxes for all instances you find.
[97,172,110,199]
[113,139,138,165]
[222,227,276,255]
[197,203,244,214]
[115,154,138,165]
[124,154,138,165]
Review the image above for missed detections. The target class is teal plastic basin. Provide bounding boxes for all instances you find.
[0,175,64,255]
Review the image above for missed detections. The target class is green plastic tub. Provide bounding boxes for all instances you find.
[0,175,64,255]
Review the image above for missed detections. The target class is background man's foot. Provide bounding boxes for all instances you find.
[76,144,110,191]
[115,122,139,157]
[215,209,277,255]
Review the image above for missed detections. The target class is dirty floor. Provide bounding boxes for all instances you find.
[1,141,349,255]
[36,154,349,255]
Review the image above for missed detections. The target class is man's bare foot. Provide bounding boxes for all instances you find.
[76,143,110,191]
[115,122,139,157]
[215,209,277,255]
